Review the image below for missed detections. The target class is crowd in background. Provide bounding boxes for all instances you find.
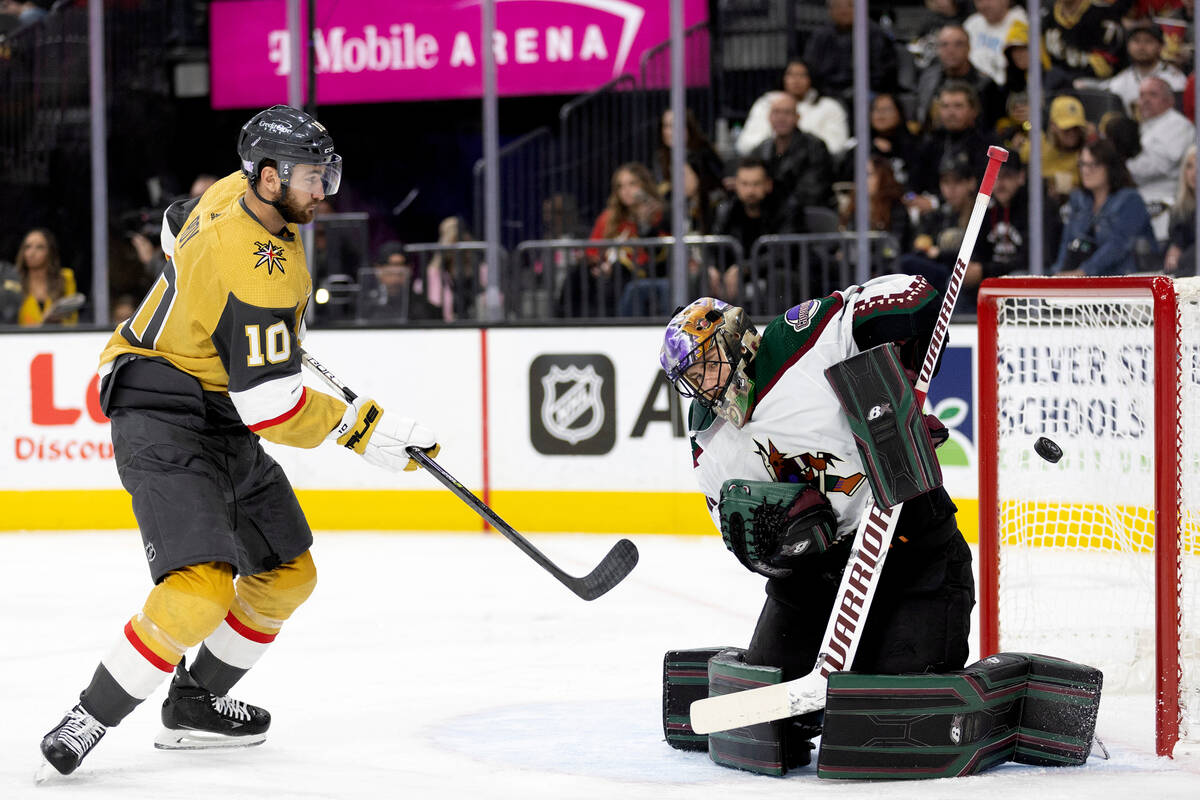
[3,0,1199,327]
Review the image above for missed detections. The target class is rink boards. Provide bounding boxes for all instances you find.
[0,325,980,537]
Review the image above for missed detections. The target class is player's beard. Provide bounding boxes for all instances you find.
[277,188,317,224]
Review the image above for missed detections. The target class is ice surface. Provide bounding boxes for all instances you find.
[2,531,1197,799]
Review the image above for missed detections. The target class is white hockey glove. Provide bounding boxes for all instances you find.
[330,398,440,472]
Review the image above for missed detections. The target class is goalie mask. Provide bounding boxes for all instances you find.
[660,298,761,428]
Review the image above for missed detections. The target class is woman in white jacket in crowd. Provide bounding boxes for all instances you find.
[735,59,850,158]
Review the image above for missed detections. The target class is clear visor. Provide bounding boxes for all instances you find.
[283,154,343,196]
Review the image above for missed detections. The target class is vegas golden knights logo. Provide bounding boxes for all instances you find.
[252,240,287,275]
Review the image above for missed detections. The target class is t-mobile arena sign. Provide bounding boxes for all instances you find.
[209,0,709,108]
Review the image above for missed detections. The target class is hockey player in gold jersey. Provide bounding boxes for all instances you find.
[39,106,439,778]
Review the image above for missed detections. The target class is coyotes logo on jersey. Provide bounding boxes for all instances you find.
[754,439,865,497]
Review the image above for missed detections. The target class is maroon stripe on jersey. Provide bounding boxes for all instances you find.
[224,611,278,644]
[754,295,846,408]
[247,386,307,432]
[123,621,174,673]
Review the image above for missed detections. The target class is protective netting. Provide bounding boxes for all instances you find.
[1178,278,1200,745]
[992,278,1199,751]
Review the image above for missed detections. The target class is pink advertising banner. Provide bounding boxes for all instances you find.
[209,0,709,109]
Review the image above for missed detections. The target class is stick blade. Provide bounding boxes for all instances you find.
[689,682,792,734]
[570,538,639,600]
[689,672,828,734]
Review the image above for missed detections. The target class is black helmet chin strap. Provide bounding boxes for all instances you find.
[250,172,290,215]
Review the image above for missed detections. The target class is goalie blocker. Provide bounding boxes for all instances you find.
[664,650,1101,779]
[824,342,943,509]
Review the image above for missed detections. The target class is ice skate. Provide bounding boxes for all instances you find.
[39,703,107,777]
[155,661,270,750]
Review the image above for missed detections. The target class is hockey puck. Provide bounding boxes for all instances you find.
[1034,436,1062,463]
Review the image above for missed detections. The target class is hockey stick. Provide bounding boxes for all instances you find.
[300,350,639,601]
[689,145,1010,734]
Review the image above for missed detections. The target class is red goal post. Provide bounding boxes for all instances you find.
[977,275,1199,758]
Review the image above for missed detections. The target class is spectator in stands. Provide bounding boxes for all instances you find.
[908,0,971,72]
[13,228,79,327]
[110,294,137,326]
[0,258,20,325]
[1157,1,1194,69]
[917,25,1006,132]
[1002,18,1030,91]
[710,157,799,303]
[664,162,715,237]
[1098,21,1186,116]
[655,108,724,223]
[1040,0,1127,89]
[909,81,995,207]
[541,193,586,240]
[965,154,1063,307]
[861,155,913,251]
[189,173,219,199]
[736,61,850,157]
[427,215,489,321]
[899,151,983,300]
[1164,144,1197,274]
[560,163,667,317]
[963,0,1029,86]
[359,241,439,322]
[1020,95,1088,203]
[837,93,921,187]
[1127,75,1195,237]
[753,93,835,220]
[0,1,48,30]
[1053,138,1156,275]
[839,155,914,273]
[802,0,898,99]
[1101,113,1141,163]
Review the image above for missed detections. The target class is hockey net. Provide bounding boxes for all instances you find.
[977,276,1200,758]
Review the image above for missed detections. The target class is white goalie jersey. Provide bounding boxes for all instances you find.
[690,275,941,535]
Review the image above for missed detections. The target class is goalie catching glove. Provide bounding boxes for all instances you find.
[330,397,439,472]
[718,480,840,578]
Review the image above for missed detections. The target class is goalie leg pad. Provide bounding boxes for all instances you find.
[817,652,1103,780]
[706,648,792,776]
[663,648,726,751]
[1012,653,1102,767]
[824,343,942,508]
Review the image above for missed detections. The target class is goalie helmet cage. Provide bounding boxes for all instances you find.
[978,275,1200,758]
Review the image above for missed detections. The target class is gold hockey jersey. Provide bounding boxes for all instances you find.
[98,171,346,448]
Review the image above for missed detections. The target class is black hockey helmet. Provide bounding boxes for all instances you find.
[237,105,342,195]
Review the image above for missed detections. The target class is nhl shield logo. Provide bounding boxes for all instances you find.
[541,365,604,445]
[529,354,616,455]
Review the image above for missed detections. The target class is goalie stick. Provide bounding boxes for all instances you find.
[689,145,1010,734]
[300,350,639,601]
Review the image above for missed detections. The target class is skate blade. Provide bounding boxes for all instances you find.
[154,727,266,751]
[34,759,67,785]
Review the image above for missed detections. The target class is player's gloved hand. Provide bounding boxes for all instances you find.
[924,413,948,449]
[719,481,839,578]
[769,486,839,568]
[330,398,440,472]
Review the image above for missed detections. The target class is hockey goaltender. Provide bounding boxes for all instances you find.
[658,281,1102,779]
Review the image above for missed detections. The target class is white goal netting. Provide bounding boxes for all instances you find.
[989,277,1199,755]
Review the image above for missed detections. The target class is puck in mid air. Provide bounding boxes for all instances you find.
[1034,436,1062,463]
